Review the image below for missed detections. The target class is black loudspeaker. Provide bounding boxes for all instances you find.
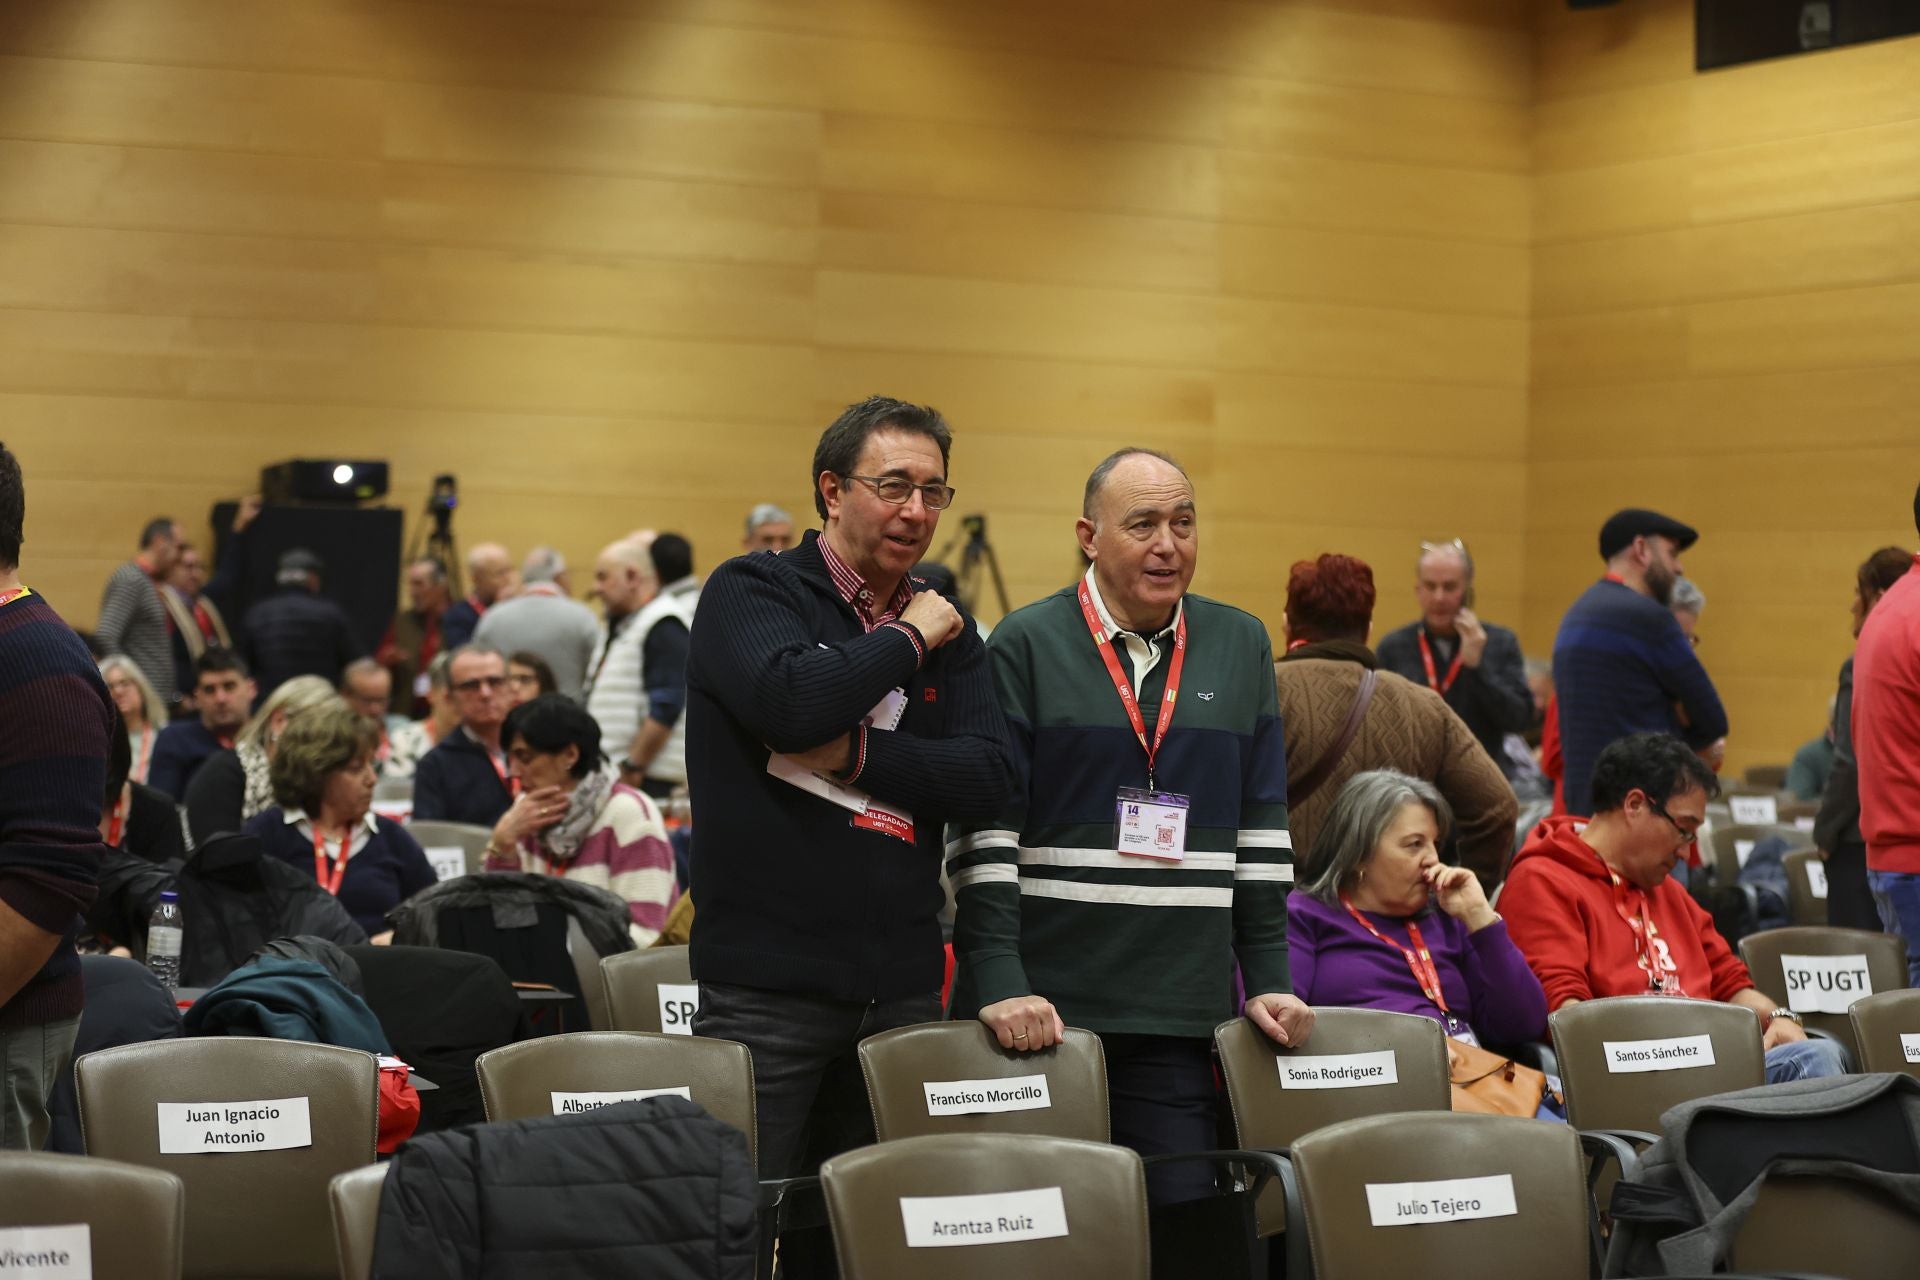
[211,503,403,654]
[260,459,390,505]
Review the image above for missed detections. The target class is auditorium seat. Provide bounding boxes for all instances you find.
[599,944,694,1033]
[821,1133,1149,1280]
[1737,926,1911,1067]
[76,1038,378,1279]
[1849,989,1920,1078]
[857,1020,1109,1143]
[326,1164,387,1280]
[1549,996,1765,1138]
[0,1150,185,1280]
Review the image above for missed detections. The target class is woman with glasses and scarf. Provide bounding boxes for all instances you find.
[483,694,678,945]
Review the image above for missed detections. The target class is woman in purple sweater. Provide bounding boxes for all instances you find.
[1288,769,1547,1048]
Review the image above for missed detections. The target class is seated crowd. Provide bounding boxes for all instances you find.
[3,420,1917,1276]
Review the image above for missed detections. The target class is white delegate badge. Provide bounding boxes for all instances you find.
[551,1087,690,1114]
[0,1225,90,1280]
[923,1074,1052,1116]
[900,1187,1069,1248]
[1115,787,1189,861]
[1603,1035,1716,1073]
[423,845,466,881]
[157,1097,312,1153]
[1806,859,1829,899]
[1781,953,1875,1014]
[1366,1174,1518,1227]
[1901,1033,1920,1064]
[1278,1049,1399,1090]
[657,982,699,1035]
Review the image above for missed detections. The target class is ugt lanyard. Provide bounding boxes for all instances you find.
[1417,630,1465,695]
[487,750,521,798]
[313,827,351,896]
[1340,896,1452,1015]
[0,586,31,609]
[1594,851,1680,994]
[1077,580,1185,791]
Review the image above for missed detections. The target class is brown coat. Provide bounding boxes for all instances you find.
[1275,640,1519,887]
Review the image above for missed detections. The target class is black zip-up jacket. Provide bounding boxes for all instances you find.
[686,531,1015,1002]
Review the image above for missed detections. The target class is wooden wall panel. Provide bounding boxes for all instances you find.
[1526,0,1920,773]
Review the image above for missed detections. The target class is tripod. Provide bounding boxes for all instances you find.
[932,514,1010,619]
[402,474,463,594]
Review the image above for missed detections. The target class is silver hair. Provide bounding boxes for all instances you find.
[522,545,566,584]
[745,502,792,537]
[1669,576,1705,615]
[1416,537,1474,581]
[1298,768,1455,903]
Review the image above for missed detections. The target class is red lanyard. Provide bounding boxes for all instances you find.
[313,826,351,896]
[1077,580,1185,790]
[487,750,521,798]
[1340,896,1452,1014]
[1417,631,1464,695]
[1594,851,1683,995]
[0,586,30,608]
[467,594,486,617]
[106,789,129,848]
[132,728,155,782]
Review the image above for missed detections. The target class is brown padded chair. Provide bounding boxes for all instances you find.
[327,1164,387,1280]
[1549,996,1765,1136]
[0,1150,186,1280]
[1287,1112,1587,1280]
[401,819,493,877]
[857,1020,1108,1143]
[1850,988,1920,1078]
[1728,1173,1920,1280]
[76,1038,378,1280]
[1741,765,1790,791]
[1781,849,1829,927]
[1737,925,1910,1066]
[1216,1008,1450,1239]
[1706,823,1808,888]
[821,1132,1149,1280]
[599,944,693,1033]
[475,1030,757,1163]
[565,914,609,1031]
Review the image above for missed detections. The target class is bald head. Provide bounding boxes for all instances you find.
[1082,448,1191,524]
[593,536,657,618]
[467,542,515,604]
[1075,449,1197,633]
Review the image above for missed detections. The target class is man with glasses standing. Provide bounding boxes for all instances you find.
[411,646,519,826]
[1376,539,1534,789]
[1502,733,1843,1083]
[685,397,1014,1276]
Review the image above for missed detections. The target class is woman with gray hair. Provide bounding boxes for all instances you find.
[1287,769,1547,1047]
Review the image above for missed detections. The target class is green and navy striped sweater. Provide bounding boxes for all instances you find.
[947,579,1294,1038]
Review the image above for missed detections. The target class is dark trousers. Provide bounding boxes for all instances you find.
[1104,1032,1221,1206]
[1827,840,1883,932]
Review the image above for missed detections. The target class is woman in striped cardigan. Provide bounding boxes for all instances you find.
[484,694,678,945]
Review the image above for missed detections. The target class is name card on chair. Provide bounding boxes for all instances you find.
[1806,860,1829,899]
[900,1187,1068,1248]
[1366,1174,1517,1227]
[1902,1034,1920,1064]
[423,846,466,882]
[1782,953,1874,1014]
[0,1224,91,1279]
[1734,840,1756,868]
[1277,1049,1398,1090]
[923,1074,1052,1116]
[1730,796,1778,825]
[1603,1035,1716,1073]
[157,1097,312,1153]
[550,1087,690,1114]
[657,983,699,1035]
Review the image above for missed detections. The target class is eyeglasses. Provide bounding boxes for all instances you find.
[843,474,956,510]
[1644,795,1700,845]
[453,675,508,693]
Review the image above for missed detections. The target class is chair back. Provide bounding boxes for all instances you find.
[858,1021,1108,1143]
[1849,989,1920,1078]
[1289,1112,1587,1280]
[475,1031,757,1164]
[1706,822,1807,886]
[1215,1009,1451,1238]
[600,945,696,1034]
[821,1133,1149,1280]
[0,1150,185,1280]
[1781,849,1830,927]
[1738,925,1911,1064]
[327,1164,387,1280]
[76,1039,379,1279]
[403,819,493,877]
[1728,1173,1920,1280]
[1741,765,1789,791]
[567,914,609,1031]
[1549,996,1765,1133]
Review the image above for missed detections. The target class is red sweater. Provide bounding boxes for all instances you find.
[1853,557,1920,875]
[1500,816,1755,1011]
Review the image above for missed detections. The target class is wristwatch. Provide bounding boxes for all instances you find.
[1766,1008,1804,1028]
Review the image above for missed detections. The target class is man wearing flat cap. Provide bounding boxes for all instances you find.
[1551,509,1727,816]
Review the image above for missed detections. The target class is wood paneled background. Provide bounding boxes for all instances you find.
[1,0,1912,770]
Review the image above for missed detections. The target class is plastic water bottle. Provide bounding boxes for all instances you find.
[146,890,183,993]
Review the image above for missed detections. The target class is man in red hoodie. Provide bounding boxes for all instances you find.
[1503,733,1844,1083]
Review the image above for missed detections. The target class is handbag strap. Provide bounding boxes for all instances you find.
[1288,669,1379,808]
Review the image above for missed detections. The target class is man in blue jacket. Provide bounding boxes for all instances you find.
[1554,509,1728,816]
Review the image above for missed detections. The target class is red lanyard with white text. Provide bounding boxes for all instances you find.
[1417,631,1464,695]
[133,728,155,783]
[1078,580,1185,791]
[1596,853,1681,994]
[487,750,521,798]
[0,586,31,609]
[1340,895,1452,1014]
[106,791,129,849]
[313,827,350,896]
